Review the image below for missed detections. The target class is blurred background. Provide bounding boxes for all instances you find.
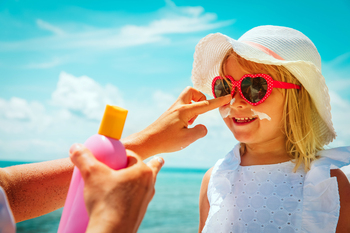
[1,0,349,232]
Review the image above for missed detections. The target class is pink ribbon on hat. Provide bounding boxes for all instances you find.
[242,41,285,60]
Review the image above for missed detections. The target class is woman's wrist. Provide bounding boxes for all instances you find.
[86,215,119,233]
[86,208,138,233]
[121,128,159,160]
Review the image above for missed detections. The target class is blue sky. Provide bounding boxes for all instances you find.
[1,0,350,168]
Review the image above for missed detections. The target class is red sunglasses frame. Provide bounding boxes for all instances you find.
[211,73,301,106]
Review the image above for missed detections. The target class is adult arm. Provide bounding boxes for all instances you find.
[0,158,74,222]
[330,169,350,233]
[198,167,213,233]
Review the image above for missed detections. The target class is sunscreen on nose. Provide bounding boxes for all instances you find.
[58,105,128,233]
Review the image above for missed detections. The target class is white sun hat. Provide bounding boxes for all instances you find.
[191,25,336,145]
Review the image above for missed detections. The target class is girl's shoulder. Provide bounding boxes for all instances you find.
[330,169,350,232]
[301,146,350,232]
[201,167,214,188]
[199,166,214,230]
[200,167,214,199]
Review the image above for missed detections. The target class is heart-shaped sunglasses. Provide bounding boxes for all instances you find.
[212,73,301,106]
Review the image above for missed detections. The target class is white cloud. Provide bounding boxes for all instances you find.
[51,71,124,120]
[164,0,203,17]
[0,1,234,51]
[323,52,350,92]
[326,52,350,67]
[0,97,52,135]
[152,90,177,110]
[36,19,66,36]
[0,139,64,160]
[24,57,63,69]
[0,71,128,161]
[0,97,45,121]
[120,1,232,37]
[328,91,350,147]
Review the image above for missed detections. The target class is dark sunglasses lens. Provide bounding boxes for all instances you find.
[214,78,232,98]
[241,77,267,103]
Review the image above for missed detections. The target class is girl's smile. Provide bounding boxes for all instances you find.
[232,117,257,124]
[232,116,257,124]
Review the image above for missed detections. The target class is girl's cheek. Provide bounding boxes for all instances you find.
[219,105,232,118]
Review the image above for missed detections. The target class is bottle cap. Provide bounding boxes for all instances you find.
[98,105,128,140]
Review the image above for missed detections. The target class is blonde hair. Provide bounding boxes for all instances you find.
[220,49,324,171]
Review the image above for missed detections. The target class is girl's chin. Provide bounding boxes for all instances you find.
[231,132,255,143]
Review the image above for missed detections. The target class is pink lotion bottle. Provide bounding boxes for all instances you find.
[57,105,128,233]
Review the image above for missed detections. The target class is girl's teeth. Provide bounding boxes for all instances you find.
[235,117,256,122]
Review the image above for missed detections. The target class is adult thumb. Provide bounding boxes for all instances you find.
[69,143,107,180]
[146,156,164,182]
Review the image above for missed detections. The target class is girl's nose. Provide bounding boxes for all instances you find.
[230,87,248,109]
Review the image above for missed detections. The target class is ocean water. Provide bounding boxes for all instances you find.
[0,161,206,233]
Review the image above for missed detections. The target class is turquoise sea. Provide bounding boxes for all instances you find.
[0,161,206,233]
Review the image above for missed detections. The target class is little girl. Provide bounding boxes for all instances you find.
[191,26,350,233]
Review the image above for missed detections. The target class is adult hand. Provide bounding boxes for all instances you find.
[69,144,164,233]
[122,87,231,159]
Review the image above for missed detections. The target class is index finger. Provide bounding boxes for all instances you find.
[178,87,207,105]
[188,94,231,116]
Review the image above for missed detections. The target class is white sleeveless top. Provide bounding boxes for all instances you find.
[203,144,350,233]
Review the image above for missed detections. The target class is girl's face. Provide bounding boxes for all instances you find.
[219,56,285,145]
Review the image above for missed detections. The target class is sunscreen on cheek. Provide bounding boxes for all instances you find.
[219,98,235,119]
[251,109,271,121]
[219,105,232,118]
